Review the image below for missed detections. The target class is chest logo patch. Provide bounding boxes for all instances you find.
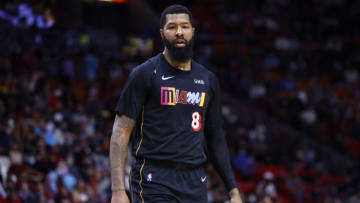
[161,87,206,107]
[194,79,205,85]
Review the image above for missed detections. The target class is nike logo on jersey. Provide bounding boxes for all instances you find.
[162,75,174,80]
[201,176,206,182]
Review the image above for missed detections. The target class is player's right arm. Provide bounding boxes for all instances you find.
[111,61,153,202]
[110,114,135,203]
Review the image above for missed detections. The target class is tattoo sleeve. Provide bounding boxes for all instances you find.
[110,114,135,193]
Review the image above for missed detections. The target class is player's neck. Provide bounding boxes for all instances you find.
[163,50,191,71]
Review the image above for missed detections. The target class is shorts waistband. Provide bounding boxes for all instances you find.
[136,157,203,170]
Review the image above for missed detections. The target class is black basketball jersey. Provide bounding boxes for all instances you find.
[115,53,224,165]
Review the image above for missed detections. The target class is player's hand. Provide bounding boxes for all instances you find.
[229,188,244,203]
[111,190,130,203]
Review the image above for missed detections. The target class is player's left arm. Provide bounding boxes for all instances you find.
[205,74,244,203]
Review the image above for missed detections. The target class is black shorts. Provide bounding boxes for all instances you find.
[129,158,208,203]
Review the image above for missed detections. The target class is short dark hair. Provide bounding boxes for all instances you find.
[160,4,193,29]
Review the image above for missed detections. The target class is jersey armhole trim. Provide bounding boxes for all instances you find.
[135,106,145,156]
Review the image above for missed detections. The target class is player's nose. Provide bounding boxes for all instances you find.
[175,26,184,36]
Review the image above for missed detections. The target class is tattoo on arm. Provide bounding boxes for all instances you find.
[110,115,135,193]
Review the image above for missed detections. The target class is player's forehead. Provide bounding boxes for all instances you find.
[164,13,191,26]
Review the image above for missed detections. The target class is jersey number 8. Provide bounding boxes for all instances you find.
[191,112,202,131]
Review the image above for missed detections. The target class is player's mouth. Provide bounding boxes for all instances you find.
[174,39,186,47]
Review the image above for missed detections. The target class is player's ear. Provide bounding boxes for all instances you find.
[160,29,164,37]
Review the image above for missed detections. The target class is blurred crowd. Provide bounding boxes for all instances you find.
[191,0,360,155]
[0,0,360,203]
[188,0,360,202]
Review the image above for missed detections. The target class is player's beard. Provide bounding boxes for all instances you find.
[162,35,194,63]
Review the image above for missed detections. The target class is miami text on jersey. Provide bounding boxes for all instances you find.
[160,87,206,107]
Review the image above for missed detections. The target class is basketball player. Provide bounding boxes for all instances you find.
[110,4,243,203]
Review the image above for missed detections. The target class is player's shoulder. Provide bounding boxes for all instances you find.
[129,55,159,78]
[192,60,217,81]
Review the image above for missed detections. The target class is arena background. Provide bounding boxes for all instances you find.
[0,0,359,202]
